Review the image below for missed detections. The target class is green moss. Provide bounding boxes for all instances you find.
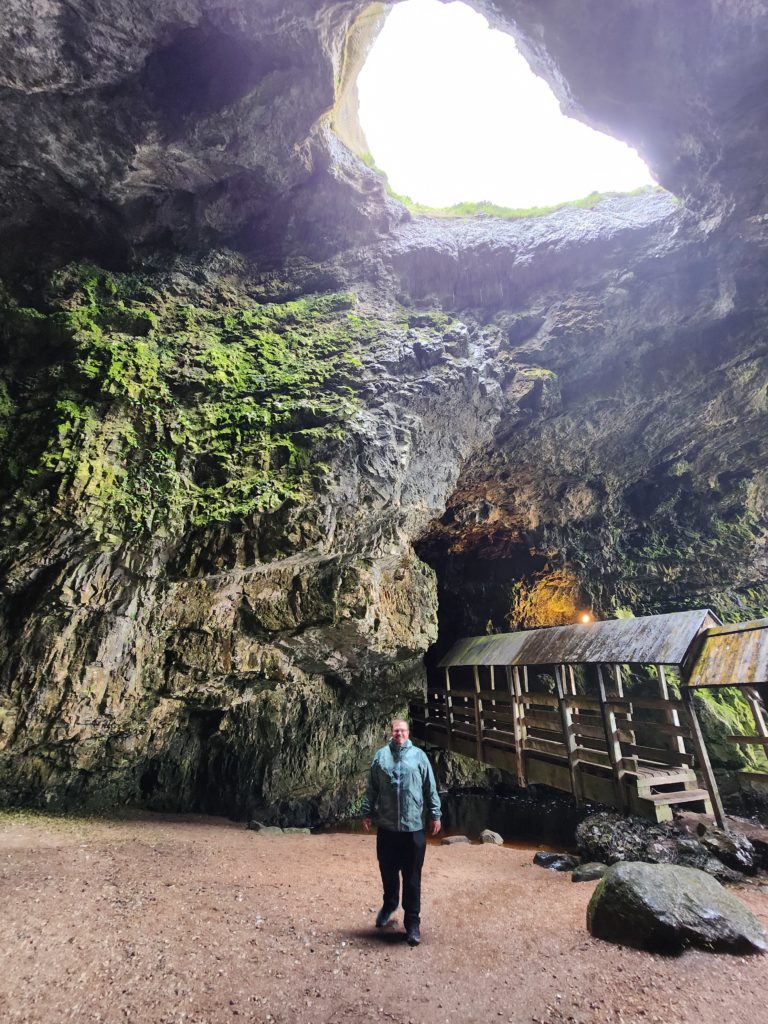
[562,476,768,622]
[0,264,369,544]
[695,688,768,771]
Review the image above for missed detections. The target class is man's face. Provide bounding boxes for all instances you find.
[390,721,409,745]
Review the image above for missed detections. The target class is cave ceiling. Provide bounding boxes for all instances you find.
[0,1,767,814]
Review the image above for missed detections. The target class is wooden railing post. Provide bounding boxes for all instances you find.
[444,667,454,753]
[657,664,689,760]
[509,665,527,788]
[614,664,638,772]
[596,664,627,810]
[473,665,484,762]
[555,664,582,803]
[680,686,726,828]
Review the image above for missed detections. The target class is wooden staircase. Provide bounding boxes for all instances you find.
[629,765,712,820]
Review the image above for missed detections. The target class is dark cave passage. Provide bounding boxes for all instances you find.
[413,525,548,683]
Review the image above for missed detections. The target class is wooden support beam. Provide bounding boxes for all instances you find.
[473,666,483,763]
[657,665,688,758]
[555,665,582,803]
[680,687,726,829]
[596,664,627,811]
[509,665,527,788]
[444,667,454,753]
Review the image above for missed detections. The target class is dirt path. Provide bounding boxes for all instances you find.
[1,811,767,1024]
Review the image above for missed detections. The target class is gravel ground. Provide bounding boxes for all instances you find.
[1,811,767,1024]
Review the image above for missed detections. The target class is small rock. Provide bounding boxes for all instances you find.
[587,861,768,954]
[441,835,471,845]
[246,821,284,836]
[282,827,311,834]
[745,832,768,871]
[533,851,579,871]
[572,862,608,883]
[480,829,503,846]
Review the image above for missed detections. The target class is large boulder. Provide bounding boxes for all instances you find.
[587,862,768,954]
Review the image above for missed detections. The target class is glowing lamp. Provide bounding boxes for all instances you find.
[580,613,592,624]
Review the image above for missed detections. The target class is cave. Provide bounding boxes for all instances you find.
[0,1,767,824]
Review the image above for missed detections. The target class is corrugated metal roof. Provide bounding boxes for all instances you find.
[685,618,768,687]
[439,609,721,668]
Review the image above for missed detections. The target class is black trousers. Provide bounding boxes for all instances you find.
[376,828,427,927]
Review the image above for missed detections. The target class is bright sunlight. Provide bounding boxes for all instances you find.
[356,0,656,210]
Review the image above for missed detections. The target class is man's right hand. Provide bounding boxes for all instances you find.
[362,817,372,832]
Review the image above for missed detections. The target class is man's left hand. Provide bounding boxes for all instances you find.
[428,819,441,837]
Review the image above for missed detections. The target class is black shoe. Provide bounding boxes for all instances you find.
[406,925,421,947]
[375,907,396,928]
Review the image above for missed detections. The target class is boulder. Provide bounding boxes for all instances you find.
[674,837,743,883]
[533,851,579,871]
[572,862,608,882]
[696,824,756,874]
[246,821,285,836]
[441,835,471,845]
[480,829,504,846]
[587,862,768,954]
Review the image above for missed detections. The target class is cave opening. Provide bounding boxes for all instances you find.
[355,0,655,211]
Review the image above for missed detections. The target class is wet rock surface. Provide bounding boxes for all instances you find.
[533,852,579,872]
[572,862,608,883]
[696,824,756,875]
[587,862,768,954]
[576,812,764,883]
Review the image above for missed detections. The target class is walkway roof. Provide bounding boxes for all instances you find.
[685,618,768,687]
[439,609,721,669]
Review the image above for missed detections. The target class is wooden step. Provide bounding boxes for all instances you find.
[642,788,711,806]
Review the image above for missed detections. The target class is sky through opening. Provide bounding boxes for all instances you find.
[356,0,656,210]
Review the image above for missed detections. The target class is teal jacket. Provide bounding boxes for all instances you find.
[362,739,442,832]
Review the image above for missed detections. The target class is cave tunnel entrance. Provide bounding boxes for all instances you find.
[414,523,549,688]
[354,0,655,211]
[413,496,595,693]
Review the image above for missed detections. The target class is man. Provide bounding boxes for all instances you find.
[361,718,442,947]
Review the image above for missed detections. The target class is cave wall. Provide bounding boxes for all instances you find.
[0,1,767,818]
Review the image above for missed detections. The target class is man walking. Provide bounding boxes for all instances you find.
[362,718,442,946]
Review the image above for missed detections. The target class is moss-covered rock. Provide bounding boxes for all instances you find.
[0,263,366,547]
[587,862,767,953]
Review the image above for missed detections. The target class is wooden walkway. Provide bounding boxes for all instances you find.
[409,667,716,823]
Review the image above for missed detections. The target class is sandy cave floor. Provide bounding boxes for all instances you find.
[1,812,767,1024]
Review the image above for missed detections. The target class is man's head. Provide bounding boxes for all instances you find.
[390,719,410,746]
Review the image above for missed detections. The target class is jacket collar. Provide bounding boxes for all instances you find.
[389,738,412,754]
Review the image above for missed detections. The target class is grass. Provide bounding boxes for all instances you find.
[358,152,666,218]
[388,185,664,220]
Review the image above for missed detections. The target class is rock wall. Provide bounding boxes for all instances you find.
[0,2,767,818]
